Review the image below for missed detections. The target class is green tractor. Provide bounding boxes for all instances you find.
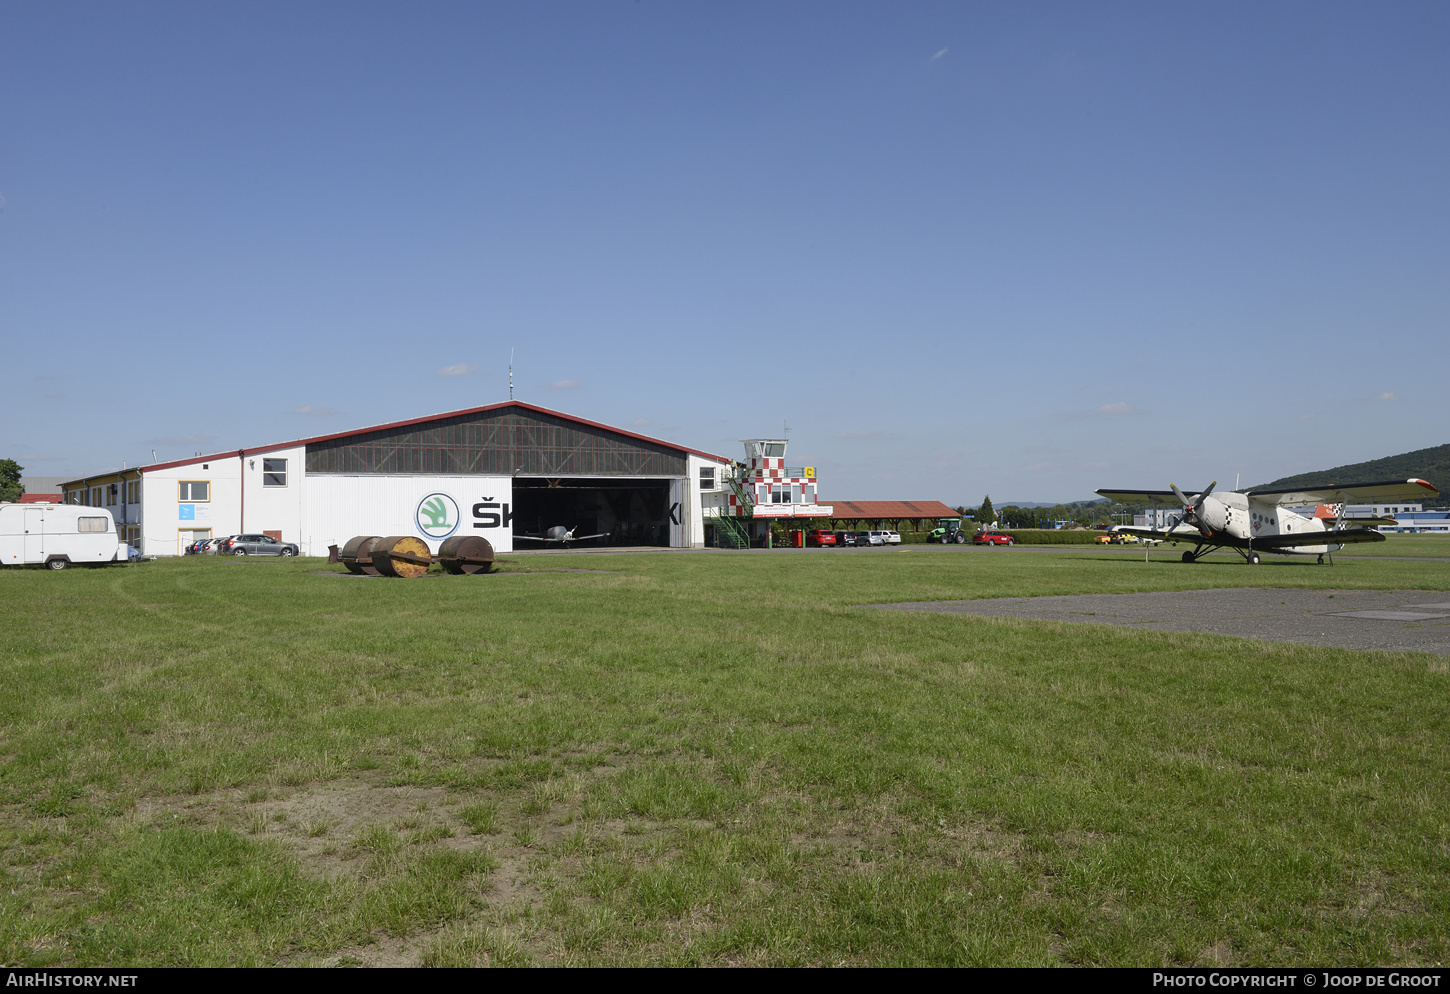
[929,517,968,544]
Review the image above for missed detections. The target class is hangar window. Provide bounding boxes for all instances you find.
[263,458,288,487]
[699,467,716,491]
[179,481,210,502]
[78,517,109,533]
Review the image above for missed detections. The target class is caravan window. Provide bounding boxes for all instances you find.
[78,517,109,533]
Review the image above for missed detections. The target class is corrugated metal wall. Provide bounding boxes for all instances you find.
[305,407,687,477]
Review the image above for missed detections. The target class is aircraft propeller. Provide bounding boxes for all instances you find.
[1169,481,1217,534]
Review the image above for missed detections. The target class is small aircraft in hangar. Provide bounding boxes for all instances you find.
[1095,478,1440,564]
[514,525,611,548]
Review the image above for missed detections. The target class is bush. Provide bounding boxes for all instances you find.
[998,529,1106,545]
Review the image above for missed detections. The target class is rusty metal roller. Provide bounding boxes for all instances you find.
[339,535,382,575]
[438,535,495,574]
[371,535,433,578]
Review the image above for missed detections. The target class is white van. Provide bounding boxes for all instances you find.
[0,503,123,569]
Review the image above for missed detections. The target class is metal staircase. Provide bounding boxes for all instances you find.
[711,513,751,548]
[712,464,755,548]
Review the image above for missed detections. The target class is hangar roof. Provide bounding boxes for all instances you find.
[87,401,732,480]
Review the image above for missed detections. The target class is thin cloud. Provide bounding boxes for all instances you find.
[631,418,652,427]
[142,433,216,446]
[547,379,582,390]
[1057,402,1145,421]
[293,405,340,416]
[930,48,948,62]
[835,430,899,441]
[436,363,478,377]
[1296,413,1317,421]
[1369,392,1399,402]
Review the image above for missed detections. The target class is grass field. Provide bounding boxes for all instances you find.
[2,547,1448,967]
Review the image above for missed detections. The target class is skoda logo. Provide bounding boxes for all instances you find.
[415,493,461,539]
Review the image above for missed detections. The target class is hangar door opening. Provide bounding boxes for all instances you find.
[512,478,677,547]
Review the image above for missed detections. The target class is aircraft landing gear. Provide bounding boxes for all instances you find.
[1182,551,1195,563]
[1317,554,1324,565]
[1248,552,1261,565]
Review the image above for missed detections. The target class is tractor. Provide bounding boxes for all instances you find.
[928,517,968,544]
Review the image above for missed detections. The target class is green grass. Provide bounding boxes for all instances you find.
[1337,534,1450,558]
[1,550,1448,966]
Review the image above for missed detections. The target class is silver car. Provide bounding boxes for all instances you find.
[219,534,299,557]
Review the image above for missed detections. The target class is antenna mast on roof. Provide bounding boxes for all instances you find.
[509,348,514,401]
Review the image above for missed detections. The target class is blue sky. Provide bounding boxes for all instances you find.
[4,2,1446,502]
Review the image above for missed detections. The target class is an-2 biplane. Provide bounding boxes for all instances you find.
[1095,478,1439,564]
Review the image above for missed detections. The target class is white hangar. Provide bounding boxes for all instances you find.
[60,401,734,557]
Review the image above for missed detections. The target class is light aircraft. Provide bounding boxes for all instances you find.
[514,525,610,547]
[1095,478,1439,564]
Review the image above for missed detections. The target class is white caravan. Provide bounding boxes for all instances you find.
[0,503,124,569]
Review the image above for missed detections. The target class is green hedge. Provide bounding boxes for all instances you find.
[999,529,1106,545]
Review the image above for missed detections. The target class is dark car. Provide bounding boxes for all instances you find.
[972,530,1015,546]
[834,531,857,546]
[219,534,300,557]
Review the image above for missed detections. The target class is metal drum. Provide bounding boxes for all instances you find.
[371,535,432,578]
[438,535,494,574]
[339,535,382,575]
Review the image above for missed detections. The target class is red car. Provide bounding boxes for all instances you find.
[806,530,837,547]
[972,530,1015,546]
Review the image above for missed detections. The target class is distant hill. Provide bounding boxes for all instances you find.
[1253,443,1450,498]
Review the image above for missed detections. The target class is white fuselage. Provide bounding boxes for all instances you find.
[1176,492,1336,554]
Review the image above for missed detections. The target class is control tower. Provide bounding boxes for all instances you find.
[724,439,832,520]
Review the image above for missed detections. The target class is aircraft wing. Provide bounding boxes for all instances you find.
[513,534,552,543]
[1252,526,1386,548]
[1113,524,1206,541]
[1095,489,1196,506]
[1245,478,1439,507]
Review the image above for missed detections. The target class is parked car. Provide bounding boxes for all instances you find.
[185,538,207,555]
[972,530,1015,546]
[218,534,300,557]
[1095,531,1140,545]
[834,531,857,547]
[882,530,901,545]
[855,530,887,546]
[806,530,837,547]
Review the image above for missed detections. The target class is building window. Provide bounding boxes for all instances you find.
[263,458,287,487]
[699,467,716,491]
[179,481,210,502]
[107,484,118,506]
[127,481,140,505]
[771,485,790,504]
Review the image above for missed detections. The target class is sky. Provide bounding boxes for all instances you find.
[3,1,1447,503]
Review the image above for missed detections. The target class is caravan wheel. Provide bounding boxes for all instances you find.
[46,558,68,571]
